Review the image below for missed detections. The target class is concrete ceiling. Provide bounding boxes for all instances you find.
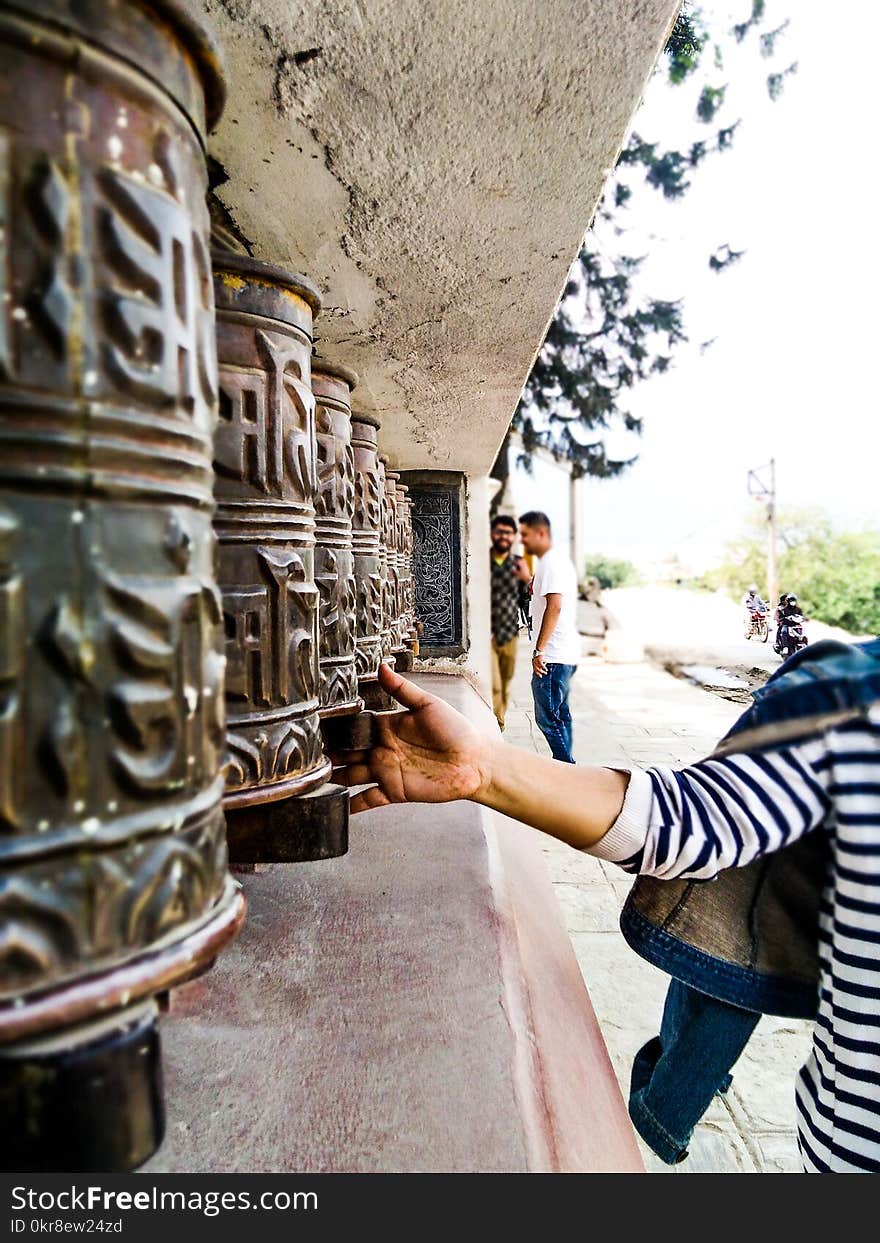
[200,0,679,473]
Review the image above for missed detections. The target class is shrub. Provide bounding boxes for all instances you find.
[583,555,639,590]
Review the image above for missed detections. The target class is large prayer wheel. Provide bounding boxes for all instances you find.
[212,253,330,810]
[0,0,244,1171]
[351,413,385,697]
[311,361,362,719]
[384,467,406,654]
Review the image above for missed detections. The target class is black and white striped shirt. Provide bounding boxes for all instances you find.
[590,704,880,1173]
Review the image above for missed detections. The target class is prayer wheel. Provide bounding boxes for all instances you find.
[377,456,397,664]
[212,253,331,815]
[396,482,420,657]
[350,413,385,700]
[311,361,362,719]
[383,467,411,669]
[0,0,244,1171]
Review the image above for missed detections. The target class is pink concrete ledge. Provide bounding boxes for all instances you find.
[145,674,642,1173]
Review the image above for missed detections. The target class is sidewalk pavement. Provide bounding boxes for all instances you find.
[503,636,813,1174]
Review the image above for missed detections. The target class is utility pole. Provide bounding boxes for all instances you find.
[747,458,778,608]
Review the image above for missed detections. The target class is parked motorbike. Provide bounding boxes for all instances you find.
[744,608,769,643]
[776,613,808,660]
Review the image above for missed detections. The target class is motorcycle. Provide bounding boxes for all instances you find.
[776,613,808,660]
[744,608,769,643]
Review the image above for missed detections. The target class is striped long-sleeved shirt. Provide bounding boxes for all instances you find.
[589,703,880,1173]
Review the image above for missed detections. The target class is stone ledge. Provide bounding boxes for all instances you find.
[145,674,641,1172]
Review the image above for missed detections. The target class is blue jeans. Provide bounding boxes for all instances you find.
[531,662,577,763]
[628,979,760,1164]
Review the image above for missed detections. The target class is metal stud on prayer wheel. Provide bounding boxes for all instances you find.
[0,0,244,1171]
[212,253,331,823]
[311,361,362,719]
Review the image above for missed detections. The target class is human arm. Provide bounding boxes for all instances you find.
[331,665,834,876]
[331,664,630,845]
[533,593,561,675]
[597,741,831,879]
[513,558,532,619]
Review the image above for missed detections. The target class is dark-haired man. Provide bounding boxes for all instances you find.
[519,510,580,763]
[489,514,531,730]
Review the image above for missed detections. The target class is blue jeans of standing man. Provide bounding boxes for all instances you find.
[531,662,577,764]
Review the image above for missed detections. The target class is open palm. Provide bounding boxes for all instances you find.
[331,664,491,812]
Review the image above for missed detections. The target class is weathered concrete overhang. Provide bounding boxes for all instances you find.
[201,0,679,473]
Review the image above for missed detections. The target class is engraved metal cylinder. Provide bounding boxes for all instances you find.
[396,483,418,645]
[351,413,384,690]
[0,0,243,1167]
[311,361,362,718]
[384,468,406,652]
[212,252,330,808]
[377,455,397,662]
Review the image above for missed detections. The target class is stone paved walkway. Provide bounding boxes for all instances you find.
[502,637,813,1173]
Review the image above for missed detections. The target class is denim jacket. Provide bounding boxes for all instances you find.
[620,638,880,1163]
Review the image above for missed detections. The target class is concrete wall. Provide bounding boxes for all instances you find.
[200,0,680,476]
[198,0,678,687]
[465,474,492,699]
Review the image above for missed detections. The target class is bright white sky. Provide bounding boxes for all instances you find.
[575,0,880,572]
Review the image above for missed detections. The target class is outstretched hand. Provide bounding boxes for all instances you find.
[329,663,492,813]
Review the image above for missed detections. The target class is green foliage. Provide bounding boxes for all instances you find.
[760,20,790,58]
[707,509,880,635]
[767,62,798,101]
[583,555,640,590]
[665,9,706,83]
[734,1,767,44]
[514,252,685,481]
[709,243,746,272]
[697,84,727,123]
[499,3,796,489]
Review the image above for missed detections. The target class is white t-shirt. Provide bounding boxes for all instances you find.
[531,546,580,665]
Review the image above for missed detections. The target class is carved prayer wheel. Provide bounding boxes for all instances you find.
[212,253,330,816]
[383,467,410,669]
[396,482,420,653]
[383,468,402,647]
[351,414,385,698]
[0,0,244,1171]
[377,456,397,664]
[311,361,362,719]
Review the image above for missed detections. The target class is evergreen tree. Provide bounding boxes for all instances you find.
[493,2,796,496]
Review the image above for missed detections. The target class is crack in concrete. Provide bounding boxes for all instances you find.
[261,24,325,117]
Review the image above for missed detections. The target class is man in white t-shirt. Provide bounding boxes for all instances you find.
[518,511,580,764]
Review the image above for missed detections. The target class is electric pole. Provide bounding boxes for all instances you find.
[747,458,778,608]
